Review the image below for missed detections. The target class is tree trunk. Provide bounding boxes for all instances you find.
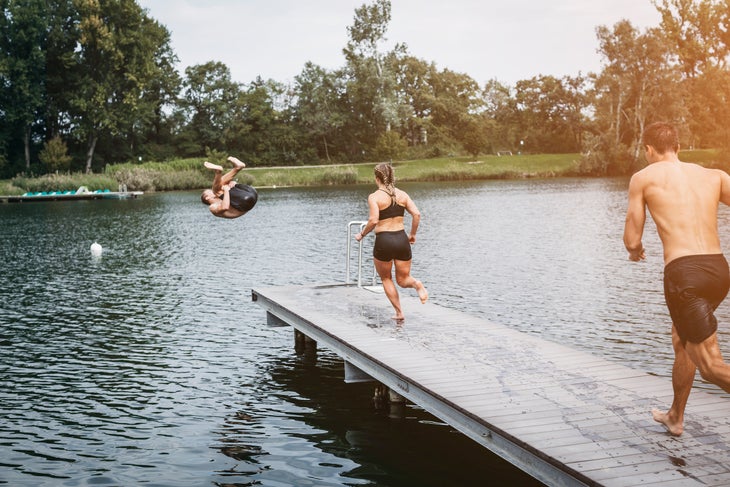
[323,135,331,162]
[85,135,98,174]
[24,126,31,171]
[614,81,623,148]
[632,84,646,163]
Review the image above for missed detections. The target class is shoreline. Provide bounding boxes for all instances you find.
[1,149,722,195]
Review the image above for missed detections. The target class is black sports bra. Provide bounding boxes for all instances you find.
[378,189,405,220]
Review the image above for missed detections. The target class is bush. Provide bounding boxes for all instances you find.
[251,165,357,187]
[319,166,358,185]
[39,136,72,172]
[11,173,118,193]
[374,131,408,161]
[112,167,216,192]
[578,135,634,176]
[0,180,21,195]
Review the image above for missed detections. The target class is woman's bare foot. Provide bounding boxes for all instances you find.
[415,281,428,304]
[392,315,405,323]
[204,161,222,171]
[228,156,246,168]
[652,408,683,436]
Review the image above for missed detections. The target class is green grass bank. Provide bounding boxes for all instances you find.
[0,150,723,196]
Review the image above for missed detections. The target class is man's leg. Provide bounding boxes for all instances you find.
[685,332,730,393]
[205,157,245,193]
[220,157,245,186]
[204,161,223,192]
[652,325,695,436]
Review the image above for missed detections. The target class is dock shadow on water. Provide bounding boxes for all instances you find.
[213,350,542,486]
[1,179,729,486]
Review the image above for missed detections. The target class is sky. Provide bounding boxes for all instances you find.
[137,0,662,87]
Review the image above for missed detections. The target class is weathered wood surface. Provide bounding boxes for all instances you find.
[252,283,730,487]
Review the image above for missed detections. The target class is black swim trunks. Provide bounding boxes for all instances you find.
[373,230,412,262]
[227,184,258,213]
[664,254,730,343]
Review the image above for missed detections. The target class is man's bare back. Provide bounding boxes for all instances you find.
[624,152,730,265]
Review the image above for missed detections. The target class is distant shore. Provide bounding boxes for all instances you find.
[1,150,722,196]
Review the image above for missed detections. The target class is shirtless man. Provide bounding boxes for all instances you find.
[624,121,730,436]
[201,156,258,219]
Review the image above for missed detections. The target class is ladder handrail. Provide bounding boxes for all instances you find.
[346,221,376,287]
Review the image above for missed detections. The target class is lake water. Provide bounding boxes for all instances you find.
[2,178,730,486]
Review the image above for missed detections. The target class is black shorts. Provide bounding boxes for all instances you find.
[229,184,258,212]
[664,254,730,343]
[373,230,412,262]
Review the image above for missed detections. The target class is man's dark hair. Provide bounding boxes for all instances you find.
[643,122,679,154]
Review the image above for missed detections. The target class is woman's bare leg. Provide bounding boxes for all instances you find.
[374,258,404,321]
[394,259,428,303]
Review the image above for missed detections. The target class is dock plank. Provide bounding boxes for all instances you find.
[252,283,730,487]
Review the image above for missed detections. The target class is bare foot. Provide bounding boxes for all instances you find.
[652,408,683,436]
[416,281,428,304]
[392,315,405,323]
[228,156,246,168]
[204,161,222,171]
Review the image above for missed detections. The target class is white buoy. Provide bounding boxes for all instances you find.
[90,242,102,256]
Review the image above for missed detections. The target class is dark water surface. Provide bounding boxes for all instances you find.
[2,178,729,486]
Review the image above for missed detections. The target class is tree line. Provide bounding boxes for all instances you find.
[1,0,729,179]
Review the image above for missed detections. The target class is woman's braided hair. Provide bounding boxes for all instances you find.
[374,163,396,201]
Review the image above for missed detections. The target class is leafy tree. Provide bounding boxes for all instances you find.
[44,0,80,145]
[428,68,483,149]
[341,0,404,159]
[71,0,174,172]
[588,20,683,174]
[482,79,518,152]
[390,53,437,149]
[293,62,346,162]
[176,61,240,157]
[461,115,491,158]
[513,74,587,153]
[0,0,47,171]
[681,65,730,149]
[225,77,301,165]
[655,0,730,150]
[654,0,726,77]
[125,14,180,162]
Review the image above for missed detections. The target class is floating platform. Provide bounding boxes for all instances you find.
[253,283,730,487]
[1,190,143,203]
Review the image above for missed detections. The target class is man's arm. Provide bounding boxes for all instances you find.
[718,169,730,207]
[624,173,647,261]
[208,186,231,217]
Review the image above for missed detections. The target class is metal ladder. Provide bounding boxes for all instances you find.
[346,221,377,287]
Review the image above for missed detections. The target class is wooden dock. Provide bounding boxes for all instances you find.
[253,283,730,487]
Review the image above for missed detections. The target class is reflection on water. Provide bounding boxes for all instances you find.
[1,178,729,486]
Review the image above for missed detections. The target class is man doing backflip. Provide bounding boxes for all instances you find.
[201,156,258,219]
[624,121,730,436]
